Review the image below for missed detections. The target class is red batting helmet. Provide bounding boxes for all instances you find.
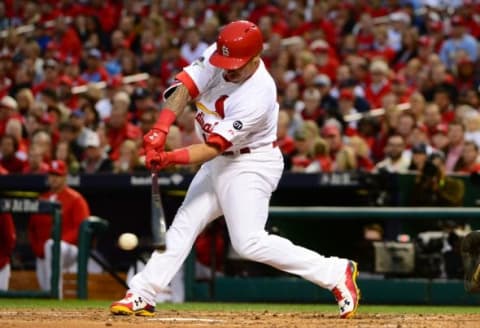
[209,20,263,70]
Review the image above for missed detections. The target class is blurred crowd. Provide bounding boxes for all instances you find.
[1,0,480,176]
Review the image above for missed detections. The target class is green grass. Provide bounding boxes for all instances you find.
[0,299,478,314]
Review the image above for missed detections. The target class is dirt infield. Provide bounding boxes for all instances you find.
[1,309,480,328]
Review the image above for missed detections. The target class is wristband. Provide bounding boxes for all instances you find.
[166,148,190,165]
[153,108,177,133]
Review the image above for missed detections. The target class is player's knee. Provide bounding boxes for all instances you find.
[43,239,54,256]
[231,231,269,260]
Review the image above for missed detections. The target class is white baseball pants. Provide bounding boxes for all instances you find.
[0,263,10,290]
[130,149,348,304]
[36,239,78,298]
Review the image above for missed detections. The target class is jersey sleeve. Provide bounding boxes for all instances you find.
[63,193,90,245]
[174,44,218,100]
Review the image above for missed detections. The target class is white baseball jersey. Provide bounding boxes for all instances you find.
[175,44,279,152]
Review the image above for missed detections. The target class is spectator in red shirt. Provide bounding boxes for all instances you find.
[32,59,60,95]
[159,42,189,87]
[22,143,50,174]
[354,13,376,54]
[259,6,288,38]
[28,160,90,296]
[0,95,20,136]
[0,212,15,291]
[423,103,443,137]
[337,89,359,136]
[322,123,357,172]
[0,134,25,173]
[391,75,413,103]
[433,87,456,124]
[299,3,336,46]
[248,1,276,25]
[0,162,15,289]
[396,112,416,146]
[106,91,142,161]
[63,56,87,87]
[53,15,82,60]
[30,130,53,164]
[348,135,374,172]
[416,36,435,65]
[305,137,333,173]
[431,123,450,154]
[300,87,325,127]
[290,127,314,172]
[454,140,480,173]
[365,60,392,109]
[90,0,121,34]
[276,110,296,157]
[4,117,27,160]
[310,39,339,82]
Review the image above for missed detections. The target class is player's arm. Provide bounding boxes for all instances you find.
[147,134,230,168]
[143,84,192,151]
[162,84,192,117]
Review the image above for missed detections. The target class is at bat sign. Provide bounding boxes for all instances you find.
[151,171,167,252]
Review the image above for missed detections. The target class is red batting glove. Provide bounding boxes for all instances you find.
[143,108,177,152]
[146,148,190,171]
[145,149,163,171]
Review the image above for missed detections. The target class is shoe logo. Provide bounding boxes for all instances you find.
[149,132,159,140]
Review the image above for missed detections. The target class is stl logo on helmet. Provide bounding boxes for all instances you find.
[221,45,230,57]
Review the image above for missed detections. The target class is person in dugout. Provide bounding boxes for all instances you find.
[28,160,90,297]
[0,212,16,290]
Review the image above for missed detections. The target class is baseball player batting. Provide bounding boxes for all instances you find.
[110,20,360,318]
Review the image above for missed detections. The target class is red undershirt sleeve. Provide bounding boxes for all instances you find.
[175,71,200,99]
[206,133,232,153]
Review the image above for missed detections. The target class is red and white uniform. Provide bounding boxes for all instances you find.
[28,187,90,295]
[129,45,348,304]
[0,213,16,290]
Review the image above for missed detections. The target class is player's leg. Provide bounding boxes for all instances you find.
[111,165,222,315]
[169,265,185,303]
[218,159,359,318]
[44,239,75,298]
[35,257,48,290]
[0,263,10,290]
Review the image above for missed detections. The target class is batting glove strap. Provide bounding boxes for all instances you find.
[153,108,177,133]
[166,148,190,165]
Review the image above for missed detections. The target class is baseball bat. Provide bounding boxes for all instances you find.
[343,102,411,123]
[151,171,167,252]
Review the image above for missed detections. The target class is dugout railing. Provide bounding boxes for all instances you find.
[0,198,61,299]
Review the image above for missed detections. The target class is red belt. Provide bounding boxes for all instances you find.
[222,141,278,156]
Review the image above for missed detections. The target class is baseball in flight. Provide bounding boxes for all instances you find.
[118,233,138,251]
